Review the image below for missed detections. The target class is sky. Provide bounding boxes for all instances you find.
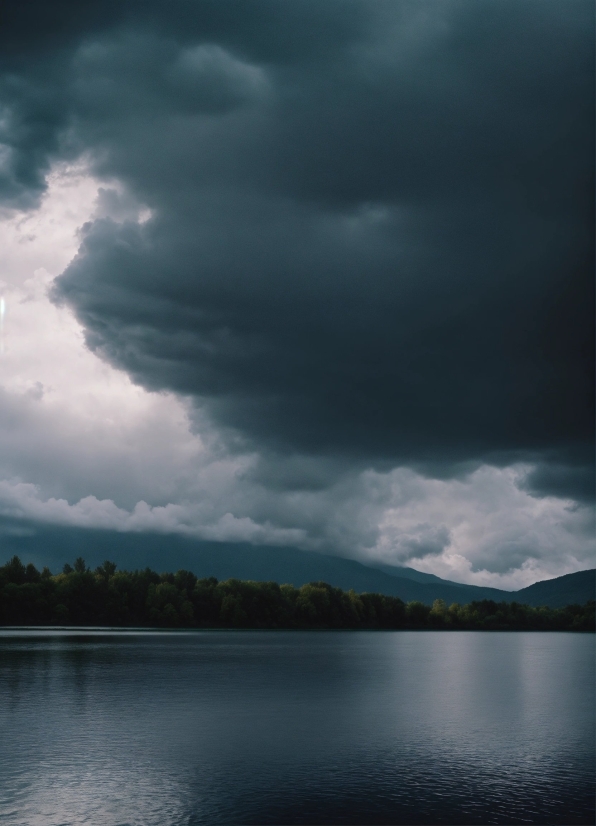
[0,0,593,589]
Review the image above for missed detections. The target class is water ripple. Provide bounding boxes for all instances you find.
[0,631,593,825]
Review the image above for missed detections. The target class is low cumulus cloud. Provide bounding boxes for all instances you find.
[0,462,592,589]
[0,1,593,585]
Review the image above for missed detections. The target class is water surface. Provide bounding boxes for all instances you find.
[0,630,593,825]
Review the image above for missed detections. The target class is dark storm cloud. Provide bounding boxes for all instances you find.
[521,460,595,505]
[0,0,365,206]
[1,1,593,494]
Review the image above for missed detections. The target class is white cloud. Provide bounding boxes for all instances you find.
[0,164,209,505]
[367,465,594,588]
[0,479,307,547]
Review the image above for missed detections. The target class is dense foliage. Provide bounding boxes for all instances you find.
[0,557,593,631]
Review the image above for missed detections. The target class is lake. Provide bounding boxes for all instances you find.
[0,630,593,825]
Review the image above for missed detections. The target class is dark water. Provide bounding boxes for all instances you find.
[0,631,593,826]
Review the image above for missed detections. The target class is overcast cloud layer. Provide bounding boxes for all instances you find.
[0,1,593,586]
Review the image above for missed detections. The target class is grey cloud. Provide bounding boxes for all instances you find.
[0,0,593,500]
[387,525,452,564]
[93,187,147,222]
[520,461,595,505]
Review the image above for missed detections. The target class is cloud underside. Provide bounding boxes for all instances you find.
[0,0,593,583]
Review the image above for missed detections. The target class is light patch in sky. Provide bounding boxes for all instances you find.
[0,164,210,505]
[0,294,5,354]
[370,465,594,589]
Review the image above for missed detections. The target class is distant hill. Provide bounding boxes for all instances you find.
[367,560,595,608]
[1,519,593,607]
[512,569,595,608]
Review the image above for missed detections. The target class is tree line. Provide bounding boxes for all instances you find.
[0,556,593,631]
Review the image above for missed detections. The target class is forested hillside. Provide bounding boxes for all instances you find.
[0,557,593,632]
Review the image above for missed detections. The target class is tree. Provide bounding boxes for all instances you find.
[220,593,248,626]
[95,560,117,579]
[429,598,448,626]
[74,557,87,574]
[3,556,26,585]
[406,601,430,627]
[174,569,197,594]
[25,563,41,583]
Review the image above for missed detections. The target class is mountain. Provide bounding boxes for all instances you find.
[1,520,593,607]
[512,569,595,608]
[365,562,467,587]
[366,560,595,608]
[1,523,508,603]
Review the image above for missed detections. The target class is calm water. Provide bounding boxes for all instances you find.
[0,631,593,826]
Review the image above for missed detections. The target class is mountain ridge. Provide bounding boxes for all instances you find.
[1,522,593,608]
